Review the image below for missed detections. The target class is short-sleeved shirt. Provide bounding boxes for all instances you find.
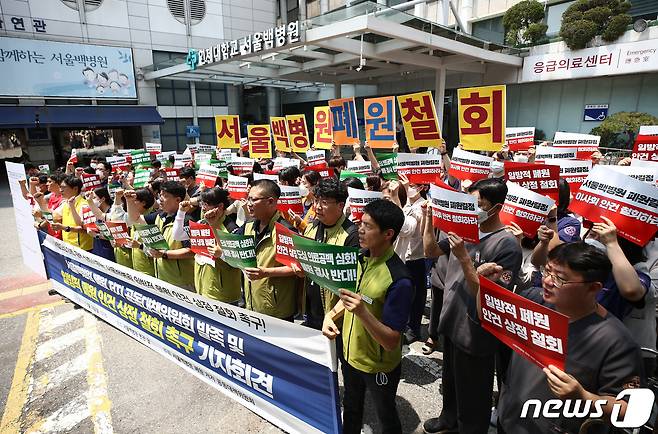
[557,215,581,243]
[597,270,650,320]
[498,287,643,434]
[381,278,414,332]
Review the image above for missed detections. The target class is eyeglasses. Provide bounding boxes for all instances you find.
[246,196,271,205]
[540,266,592,288]
[314,199,338,209]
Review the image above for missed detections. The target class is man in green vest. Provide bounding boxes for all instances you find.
[240,179,299,321]
[323,199,413,434]
[127,180,195,290]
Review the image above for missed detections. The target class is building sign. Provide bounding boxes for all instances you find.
[583,104,608,121]
[522,39,658,82]
[0,37,136,99]
[186,125,200,138]
[1,14,48,33]
[187,22,301,70]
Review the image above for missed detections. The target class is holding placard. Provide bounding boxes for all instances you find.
[429,183,479,243]
[448,148,493,182]
[278,185,304,216]
[364,97,396,148]
[227,174,249,200]
[216,231,257,269]
[499,182,555,238]
[397,91,442,148]
[348,187,382,221]
[329,98,359,146]
[134,224,169,250]
[396,153,443,184]
[313,107,333,150]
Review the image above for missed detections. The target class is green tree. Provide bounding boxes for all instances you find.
[590,112,658,149]
[503,0,548,46]
[560,0,631,50]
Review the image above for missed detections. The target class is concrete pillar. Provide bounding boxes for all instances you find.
[435,67,446,129]
[190,81,199,144]
[320,0,329,14]
[280,0,288,24]
[334,83,341,99]
[266,87,280,119]
[460,0,473,34]
[298,0,306,22]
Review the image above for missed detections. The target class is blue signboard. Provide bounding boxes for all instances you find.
[583,104,609,121]
[0,37,136,99]
[186,125,201,138]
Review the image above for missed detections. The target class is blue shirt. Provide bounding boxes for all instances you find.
[597,271,651,320]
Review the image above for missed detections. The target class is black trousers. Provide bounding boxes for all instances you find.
[428,285,444,341]
[438,336,495,434]
[405,258,428,336]
[342,362,402,434]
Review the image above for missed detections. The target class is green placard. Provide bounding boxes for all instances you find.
[216,231,257,269]
[38,164,50,175]
[41,211,54,224]
[131,150,152,168]
[133,169,150,188]
[96,221,114,241]
[339,170,367,182]
[292,235,358,294]
[376,152,398,180]
[134,224,169,250]
[210,159,228,179]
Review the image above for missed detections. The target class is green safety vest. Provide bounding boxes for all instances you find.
[154,213,195,289]
[343,246,409,374]
[194,217,241,303]
[114,246,133,269]
[243,211,298,319]
[130,226,155,277]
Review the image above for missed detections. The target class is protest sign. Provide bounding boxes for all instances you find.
[163,167,180,182]
[231,156,255,176]
[339,170,367,182]
[375,152,398,180]
[81,205,97,231]
[253,173,279,182]
[38,164,50,174]
[329,98,359,146]
[155,151,175,168]
[397,91,441,148]
[429,183,479,243]
[188,221,217,259]
[194,152,212,169]
[216,231,257,269]
[174,153,193,169]
[448,148,493,182]
[107,181,122,199]
[215,115,241,149]
[479,276,568,371]
[505,127,535,152]
[41,211,54,225]
[133,169,151,188]
[292,235,358,295]
[186,144,199,155]
[346,160,372,174]
[347,187,382,221]
[534,145,578,161]
[197,144,215,155]
[313,106,333,150]
[607,165,658,185]
[145,142,162,155]
[499,182,555,237]
[458,85,506,151]
[286,114,310,153]
[274,223,301,268]
[396,152,443,184]
[552,132,600,159]
[570,165,658,246]
[131,149,152,168]
[105,221,131,247]
[305,165,334,178]
[227,174,249,200]
[81,173,102,192]
[542,158,591,191]
[504,161,560,201]
[42,235,341,434]
[278,185,304,216]
[95,221,113,240]
[272,157,300,172]
[364,96,396,148]
[196,164,220,188]
[248,125,273,159]
[134,224,169,250]
[68,148,78,164]
[633,133,658,162]
[271,117,291,152]
[106,156,129,172]
[306,150,326,168]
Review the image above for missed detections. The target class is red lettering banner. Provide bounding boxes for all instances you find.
[429,183,479,243]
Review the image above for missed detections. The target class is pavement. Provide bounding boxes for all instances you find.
[0,182,450,434]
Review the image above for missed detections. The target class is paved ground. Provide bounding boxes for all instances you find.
[0,181,450,434]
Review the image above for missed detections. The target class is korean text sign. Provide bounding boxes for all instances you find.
[216,231,257,269]
[479,276,568,371]
[248,124,272,159]
[227,174,248,200]
[270,117,291,152]
[534,145,578,161]
[458,85,506,152]
[134,224,169,250]
[189,221,216,258]
[364,97,396,148]
[41,235,341,434]
[347,187,382,221]
[274,223,301,268]
[552,132,600,159]
[633,126,658,162]
[396,91,442,148]
[278,185,304,216]
[196,164,220,188]
[448,148,493,182]
[105,221,131,247]
[542,158,591,191]
[376,153,398,181]
[505,127,535,152]
[429,183,479,243]
[286,115,310,153]
[313,107,333,150]
[215,115,241,149]
[396,153,443,184]
[504,161,560,201]
[570,166,658,246]
[499,182,555,238]
[329,98,359,146]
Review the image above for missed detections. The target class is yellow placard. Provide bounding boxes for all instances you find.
[313,106,333,150]
[215,115,241,149]
[270,117,291,152]
[286,114,310,153]
[248,124,272,159]
[457,85,506,152]
[396,91,442,148]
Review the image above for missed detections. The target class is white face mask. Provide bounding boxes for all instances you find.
[407,187,419,199]
[93,199,102,208]
[513,154,529,163]
[90,163,98,169]
[95,169,105,178]
[299,184,309,197]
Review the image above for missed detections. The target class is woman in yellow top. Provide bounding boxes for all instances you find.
[51,175,93,251]
[290,170,320,232]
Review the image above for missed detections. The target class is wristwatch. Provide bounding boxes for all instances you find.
[162,251,169,260]
[64,226,71,232]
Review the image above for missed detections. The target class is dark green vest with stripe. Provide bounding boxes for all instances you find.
[154,214,195,289]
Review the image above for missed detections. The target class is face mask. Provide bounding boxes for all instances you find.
[513,154,529,163]
[90,163,98,169]
[95,169,105,177]
[476,207,489,224]
[407,187,419,198]
[299,184,309,197]
[93,199,102,208]
[490,161,504,175]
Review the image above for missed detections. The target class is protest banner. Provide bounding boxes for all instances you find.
[216,231,257,269]
[329,98,359,146]
[196,164,220,188]
[552,132,600,159]
[375,152,398,180]
[534,145,578,161]
[479,276,568,371]
[107,181,122,199]
[227,174,249,200]
[253,173,279,182]
[305,165,334,178]
[542,158,591,191]
[248,125,273,159]
[133,169,151,188]
[155,151,175,168]
[364,97,396,148]
[448,148,493,182]
[633,128,658,162]
[38,164,50,174]
[41,235,341,434]
[504,161,560,201]
[96,221,113,241]
[274,223,301,268]
[278,185,304,216]
[499,182,555,237]
[231,156,255,176]
[81,205,97,231]
[81,173,102,192]
[608,165,658,185]
[197,144,215,155]
[187,144,199,155]
[270,117,291,152]
[458,85,506,151]
[145,142,162,155]
[396,91,441,148]
[174,153,193,169]
[346,160,372,174]
[505,127,535,152]
[217,148,233,161]
[347,187,382,221]
[131,149,152,168]
[429,183,479,243]
[313,106,333,150]
[164,167,180,182]
[134,224,169,250]
[286,115,310,153]
[292,235,358,295]
[117,149,132,156]
[105,221,131,247]
[396,152,443,184]
[215,115,241,149]
[188,221,216,259]
[570,165,658,246]
[306,150,326,168]
[106,156,129,172]
[272,157,300,172]
[339,170,367,182]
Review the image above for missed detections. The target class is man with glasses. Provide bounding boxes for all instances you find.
[238,179,299,321]
[294,178,359,329]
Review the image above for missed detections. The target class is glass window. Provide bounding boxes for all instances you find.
[198,117,216,145]
[160,117,194,152]
[156,79,191,105]
[546,1,575,36]
[195,82,228,106]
